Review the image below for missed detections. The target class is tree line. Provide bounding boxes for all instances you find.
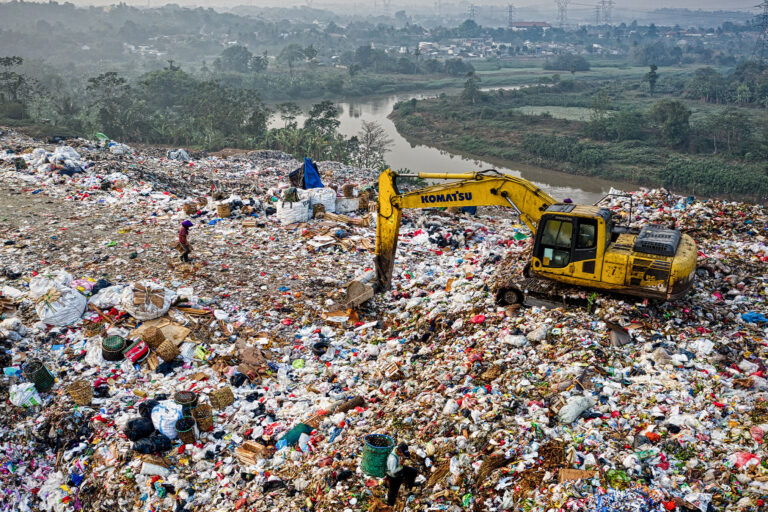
[0,58,393,168]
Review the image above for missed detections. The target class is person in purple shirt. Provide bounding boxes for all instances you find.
[178,220,193,262]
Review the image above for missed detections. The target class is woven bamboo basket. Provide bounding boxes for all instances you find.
[216,203,231,218]
[68,380,93,406]
[342,184,355,198]
[155,340,180,362]
[197,197,208,207]
[183,203,197,215]
[174,390,198,416]
[176,416,197,445]
[192,403,214,431]
[141,327,165,350]
[312,204,326,218]
[210,387,234,409]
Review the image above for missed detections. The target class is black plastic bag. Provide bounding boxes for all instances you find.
[125,417,155,441]
[138,399,160,419]
[133,432,172,454]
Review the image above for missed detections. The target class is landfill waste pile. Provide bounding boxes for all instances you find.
[0,128,766,512]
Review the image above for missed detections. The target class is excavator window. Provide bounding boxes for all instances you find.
[577,221,597,249]
[539,218,573,268]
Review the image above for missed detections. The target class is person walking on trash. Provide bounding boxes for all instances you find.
[177,220,193,262]
[385,443,419,507]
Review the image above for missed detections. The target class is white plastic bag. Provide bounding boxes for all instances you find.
[89,285,125,309]
[306,188,336,214]
[52,146,80,161]
[151,400,183,440]
[558,395,596,424]
[277,199,311,224]
[10,383,42,407]
[120,281,175,320]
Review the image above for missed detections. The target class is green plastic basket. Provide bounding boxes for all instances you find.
[23,360,55,392]
[103,335,126,351]
[360,434,394,478]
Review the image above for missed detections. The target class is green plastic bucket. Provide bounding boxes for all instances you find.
[23,359,55,392]
[360,434,394,477]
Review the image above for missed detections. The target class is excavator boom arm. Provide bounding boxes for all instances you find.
[374,169,556,290]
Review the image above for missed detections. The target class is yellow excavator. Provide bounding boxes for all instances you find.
[374,169,697,304]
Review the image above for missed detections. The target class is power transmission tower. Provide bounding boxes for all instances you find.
[756,0,768,62]
[468,4,478,20]
[594,4,601,25]
[555,0,570,28]
[601,0,614,25]
[435,0,442,17]
[507,4,516,28]
[381,0,392,16]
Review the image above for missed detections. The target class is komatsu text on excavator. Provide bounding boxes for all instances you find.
[374,169,697,304]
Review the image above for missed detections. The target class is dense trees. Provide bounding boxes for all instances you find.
[0,56,34,119]
[522,133,605,170]
[683,62,768,107]
[214,46,254,74]
[650,99,691,148]
[461,72,483,105]
[543,55,590,73]
[348,44,474,76]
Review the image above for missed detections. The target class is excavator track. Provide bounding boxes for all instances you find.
[492,252,593,309]
[495,275,592,309]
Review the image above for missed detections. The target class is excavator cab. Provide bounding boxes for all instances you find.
[531,205,612,281]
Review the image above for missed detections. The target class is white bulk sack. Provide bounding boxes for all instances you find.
[30,271,87,326]
[121,281,175,320]
[29,270,72,298]
[151,401,183,440]
[306,188,336,214]
[335,197,360,214]
[277,199,311,224]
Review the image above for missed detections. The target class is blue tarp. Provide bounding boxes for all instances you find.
[303,158,323,189]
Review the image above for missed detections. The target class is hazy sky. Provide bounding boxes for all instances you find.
[60,0,760,10]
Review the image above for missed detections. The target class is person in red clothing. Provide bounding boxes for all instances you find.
[178,220,193,262]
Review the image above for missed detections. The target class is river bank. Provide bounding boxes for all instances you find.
[388,91,768,204]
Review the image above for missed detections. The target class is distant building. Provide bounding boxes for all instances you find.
[510,22,551,31]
